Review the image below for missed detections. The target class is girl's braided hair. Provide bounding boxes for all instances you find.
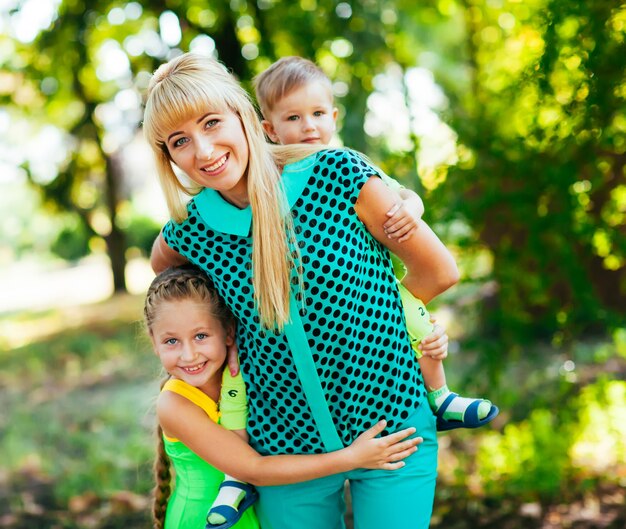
[145,265,235,529]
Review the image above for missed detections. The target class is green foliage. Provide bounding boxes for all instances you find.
[429,0,626,341]
[475,378,626,502]
[123,214,162,257]
[50,218,91,262]
[2,0,624,340]
[477,408,575,501]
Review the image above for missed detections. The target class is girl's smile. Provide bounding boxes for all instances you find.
[166,110,250,208]
[151,299,234,399]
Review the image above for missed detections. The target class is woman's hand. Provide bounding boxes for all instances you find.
[417,320,449,360]
[344,420,422,470]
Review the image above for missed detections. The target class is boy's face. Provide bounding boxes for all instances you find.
[262,80,338,145]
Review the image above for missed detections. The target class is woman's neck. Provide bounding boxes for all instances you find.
[219,189,250,209]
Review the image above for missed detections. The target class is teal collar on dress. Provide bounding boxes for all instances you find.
[194,151,321,237]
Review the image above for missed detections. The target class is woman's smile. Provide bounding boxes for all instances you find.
[167,110,250,206]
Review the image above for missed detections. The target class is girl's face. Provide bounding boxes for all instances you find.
[166,109,250,207]
[150,299,233,397]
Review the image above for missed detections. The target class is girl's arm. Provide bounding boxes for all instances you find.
[355,176,459,304]
[157,392,421,486]
[151,231,189,274]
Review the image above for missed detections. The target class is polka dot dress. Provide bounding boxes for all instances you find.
[163,149,424,455]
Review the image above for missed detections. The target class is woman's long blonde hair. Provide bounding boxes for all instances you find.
[143,53,322,329]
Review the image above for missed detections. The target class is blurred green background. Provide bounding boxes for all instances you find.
[1,1,625,528]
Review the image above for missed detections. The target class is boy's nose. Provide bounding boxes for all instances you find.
[301,117,315,131]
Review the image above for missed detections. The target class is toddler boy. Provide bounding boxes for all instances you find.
[253,56,498,431]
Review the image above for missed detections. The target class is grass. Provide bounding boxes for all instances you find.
[0,293,161,505]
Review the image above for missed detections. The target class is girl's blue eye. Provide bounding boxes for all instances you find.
[165,338,178,345]
[196,333,208,340]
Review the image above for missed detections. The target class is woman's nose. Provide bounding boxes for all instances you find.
[196,137,214,160]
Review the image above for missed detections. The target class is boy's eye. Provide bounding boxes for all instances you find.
[165,338,178,345]
[196,333,208,340]
[314,111,324,116]
[286,115,299,121]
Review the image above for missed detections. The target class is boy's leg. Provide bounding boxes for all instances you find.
[255,473,347,529]
[349,397,438,529]
[398,283,496,429]
[208,370,254,526]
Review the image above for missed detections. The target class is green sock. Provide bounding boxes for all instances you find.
[427,384,492,422]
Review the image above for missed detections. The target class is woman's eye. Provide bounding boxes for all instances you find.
[205,119,219,129]
[172,137,188,148]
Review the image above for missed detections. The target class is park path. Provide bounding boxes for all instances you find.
[0,255,153,314]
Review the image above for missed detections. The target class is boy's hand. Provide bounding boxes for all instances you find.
[383,199,421,243]
[417,320,449,360]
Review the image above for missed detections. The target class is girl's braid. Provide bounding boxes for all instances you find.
[145,265,236,528]
[152,377,172,529]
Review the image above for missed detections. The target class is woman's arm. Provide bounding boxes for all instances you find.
[355,176,459,304]
[151,231,189,274]
[157,392,421,486]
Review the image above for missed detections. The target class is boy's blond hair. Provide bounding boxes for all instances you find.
[253,56,333,118]
[143,53,322,330]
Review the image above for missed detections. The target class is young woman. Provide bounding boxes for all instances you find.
[144,53,459,529]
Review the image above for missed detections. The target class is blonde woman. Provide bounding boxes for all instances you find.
[145,52,458,529]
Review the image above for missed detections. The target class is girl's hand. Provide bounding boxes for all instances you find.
[417,320,449,360]
[383,201,420,243]
[345,420,422,470]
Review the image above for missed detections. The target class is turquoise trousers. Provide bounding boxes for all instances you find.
[254,396,438,529]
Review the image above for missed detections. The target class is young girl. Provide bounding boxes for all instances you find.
[144,52,456,529]
[146,265,422,529]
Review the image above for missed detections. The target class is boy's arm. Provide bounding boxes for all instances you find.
[355,176,459,304]
[151,231,189,274]
[383,188,425,243]
[378,172,425,243]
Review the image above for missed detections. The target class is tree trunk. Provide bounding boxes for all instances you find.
[103,153,127,293]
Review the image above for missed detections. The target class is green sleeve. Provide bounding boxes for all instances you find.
[219,370,248,430]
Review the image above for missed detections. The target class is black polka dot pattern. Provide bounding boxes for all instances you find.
[163,149,423,455]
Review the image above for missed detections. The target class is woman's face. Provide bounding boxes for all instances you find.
[166,109,250,206]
